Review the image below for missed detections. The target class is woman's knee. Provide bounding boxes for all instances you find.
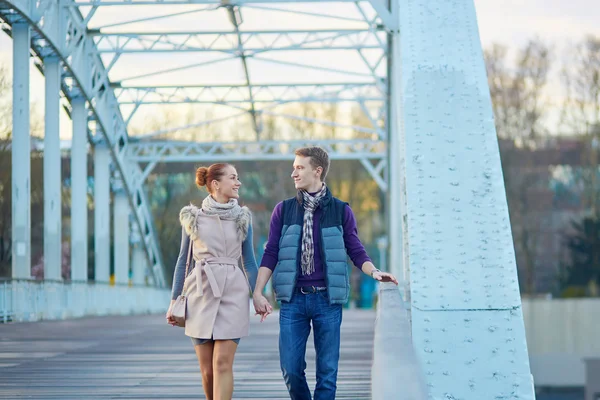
[195,345,215,381]
[201,367,214,382]
[213,353,234,374]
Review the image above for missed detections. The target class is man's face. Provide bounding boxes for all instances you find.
[291,155,321,190]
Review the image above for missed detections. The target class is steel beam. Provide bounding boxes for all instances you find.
[113,183,130,285]
[360,158,387,192]
[1,0,386,290]
[70,97,89,282]
[70,0,357,3]
[387,28,405,294]
[92,29,385,54]
[94,141,111,283]
[43,56,63,281]
[114,83,385,105]
[65,0,396,30]
[131,238,146,286]
[11,23,31,279]
[0,0,166,287]
[224,5,260,138]
[127,139,385,162]
[92,28,378,35]
[366,0,396,31]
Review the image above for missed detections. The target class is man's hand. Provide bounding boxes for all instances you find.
[361,262,399,285]
[372,270,399,285]
[253,294,273,322]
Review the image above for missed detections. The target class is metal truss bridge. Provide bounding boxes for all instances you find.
[0,0,535,398]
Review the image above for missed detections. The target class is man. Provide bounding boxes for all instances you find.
[253,146,398,400]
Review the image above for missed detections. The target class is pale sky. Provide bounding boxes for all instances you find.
[474,0,600,47]
[0,0,599,139]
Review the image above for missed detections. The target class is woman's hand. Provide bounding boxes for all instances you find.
[253,294,273,322]
[166,300,177,326]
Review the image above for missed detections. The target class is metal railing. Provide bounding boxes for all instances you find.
[372,283,429,400]
[0,278,170,323]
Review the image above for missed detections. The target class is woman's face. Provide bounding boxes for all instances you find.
[214,165,241,200]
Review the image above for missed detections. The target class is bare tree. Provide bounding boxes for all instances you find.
[320,103,338,139]
[285,103,317,140]
[561,36,600,218]
[486,44,513,138]
[0,64,11,141]
[484,38,552,295]
[486,40,550,141]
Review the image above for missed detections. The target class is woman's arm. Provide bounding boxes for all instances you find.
[241,223,258,292]
[171,226,191,300]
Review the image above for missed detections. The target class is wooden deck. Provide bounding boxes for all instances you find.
[0,308,375,399]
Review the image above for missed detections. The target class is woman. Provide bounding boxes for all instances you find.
[166,163,262,400]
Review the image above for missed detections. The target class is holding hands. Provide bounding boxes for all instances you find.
[253,294,273,322]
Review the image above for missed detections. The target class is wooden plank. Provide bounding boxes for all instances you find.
[0,308,374,399]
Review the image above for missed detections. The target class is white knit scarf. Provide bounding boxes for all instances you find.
[180,196,251,243]
[201,194,243,221]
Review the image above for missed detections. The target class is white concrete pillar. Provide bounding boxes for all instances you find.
[43,56,62,281]
[94,142,111,283]
[395,1,534,398]
[11,23,31,279]
[113,185,130,285]
[388,31,407,291]
[131,241,146,286]
[70,98,88,281]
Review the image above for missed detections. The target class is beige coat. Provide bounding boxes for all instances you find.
[180,206,251,340]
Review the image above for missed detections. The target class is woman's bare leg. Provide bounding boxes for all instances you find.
[195,342,215,400]
[212,340,238,400]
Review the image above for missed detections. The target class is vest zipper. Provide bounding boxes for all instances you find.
[320,209,330,304]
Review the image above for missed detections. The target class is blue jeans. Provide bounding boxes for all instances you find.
[279,289,343,400]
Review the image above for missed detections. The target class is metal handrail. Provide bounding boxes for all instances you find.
[0,279,170,323]
[0,277,154,289]
[371,283,429,400]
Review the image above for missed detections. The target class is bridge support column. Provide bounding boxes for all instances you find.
[94,142,111,283]
[396,0,534,398]
[11,23,31,279]
[387,32,407,295]
[131,237,146,286]
[113,184,130,285]
[44,57,62,281]
[70,98,88,281]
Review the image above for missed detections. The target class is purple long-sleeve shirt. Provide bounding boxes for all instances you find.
[260,201,372,288]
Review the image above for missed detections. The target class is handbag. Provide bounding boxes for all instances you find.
[171,237,194,327]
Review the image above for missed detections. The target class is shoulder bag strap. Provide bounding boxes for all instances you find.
[184,236,194,278]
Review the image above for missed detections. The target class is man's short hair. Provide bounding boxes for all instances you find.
[295,146,330,181]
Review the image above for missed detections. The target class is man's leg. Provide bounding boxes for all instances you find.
[279,293,312,400]
[312,293,342,400]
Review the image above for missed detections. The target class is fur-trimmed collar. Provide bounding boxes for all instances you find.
[179,204,251,241]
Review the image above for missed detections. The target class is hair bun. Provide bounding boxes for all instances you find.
[196,167,209,187]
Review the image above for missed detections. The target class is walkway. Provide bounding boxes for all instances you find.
[0,309,375,399]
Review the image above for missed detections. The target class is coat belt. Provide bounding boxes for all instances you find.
[196,257,238,298]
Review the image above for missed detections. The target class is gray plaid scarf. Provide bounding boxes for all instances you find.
[300,183,327,275]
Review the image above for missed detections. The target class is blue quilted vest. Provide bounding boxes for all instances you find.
[272,188,350,305]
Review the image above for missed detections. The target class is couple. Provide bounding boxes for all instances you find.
[166,146,398,400]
